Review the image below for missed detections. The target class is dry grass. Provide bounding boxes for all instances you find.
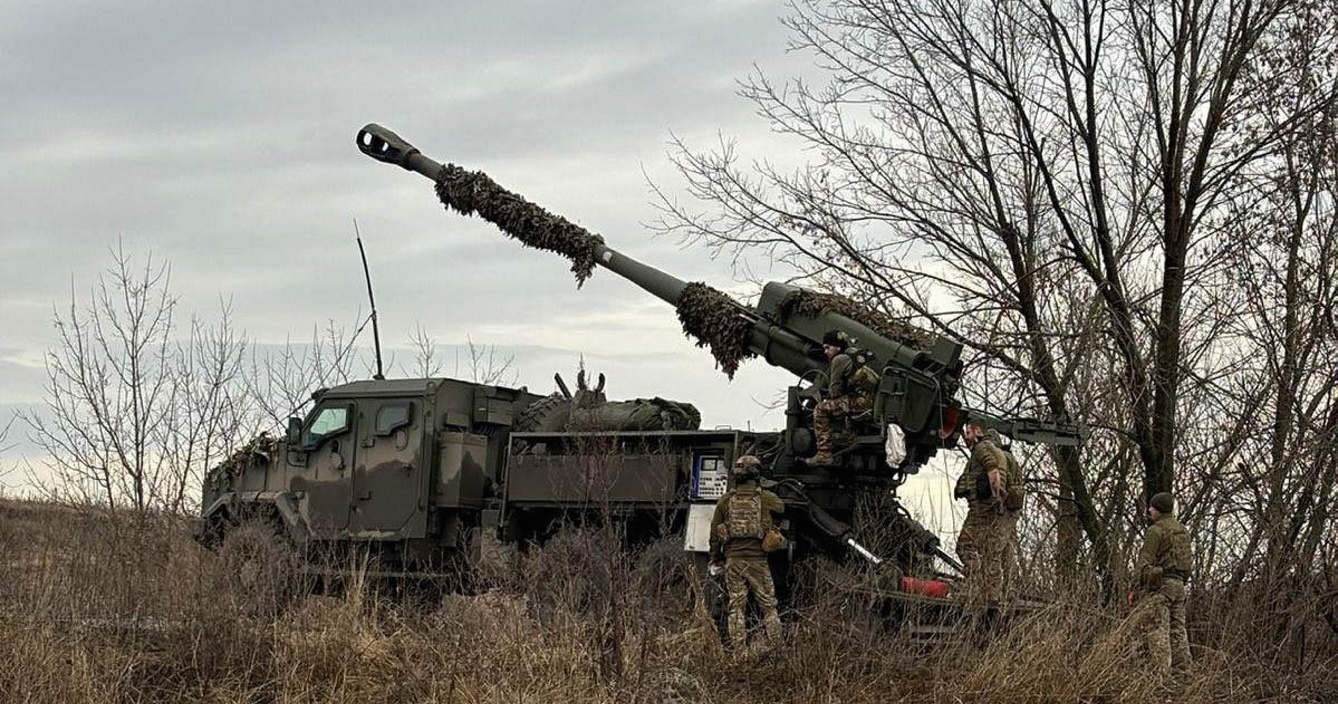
[0,498,1333,703]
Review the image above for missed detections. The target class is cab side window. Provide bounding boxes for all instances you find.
[304,404,353,449]
[375,402,413,436]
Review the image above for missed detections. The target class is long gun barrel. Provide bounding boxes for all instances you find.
[355,126,953,375]
[359,124,871,379]
[359,123,801,378]
[358,124,690,308]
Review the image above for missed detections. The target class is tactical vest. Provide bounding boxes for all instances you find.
[1161,520,1193,581]
[727,489,767,540]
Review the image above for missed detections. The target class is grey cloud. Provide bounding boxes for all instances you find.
[0,0,815,478]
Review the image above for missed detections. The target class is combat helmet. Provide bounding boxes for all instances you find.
[734,454,762,480]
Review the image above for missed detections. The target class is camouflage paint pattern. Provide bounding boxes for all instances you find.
[725,556,781,650]
[1127,513,1193,676]
[1126,578,1190,677]
[954,431,1011,605]
[956,504,1009,605]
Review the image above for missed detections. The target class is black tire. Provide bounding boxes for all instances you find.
[514,393,570,432]
[218,522,302,618]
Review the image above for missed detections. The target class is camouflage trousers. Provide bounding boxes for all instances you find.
[957,504,1010,606]
[999,511,1019,598]
[813,396,871,454]
[725,555,781,650]
[1125,578,1191,677]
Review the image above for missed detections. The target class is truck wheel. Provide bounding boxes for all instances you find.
[218,523,302,618]
[514,393,569,432]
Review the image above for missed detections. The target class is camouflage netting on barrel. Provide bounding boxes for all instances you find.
[780,290,936,350]
[435,164,605,286]
[675,282,756,378]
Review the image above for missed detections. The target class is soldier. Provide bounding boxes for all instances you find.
[709,455,785,651]
[1126,491,1193,679]
[808,330,879,466]
[953,418,1010,606]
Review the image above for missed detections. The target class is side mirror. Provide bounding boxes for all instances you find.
[286,417,303,446]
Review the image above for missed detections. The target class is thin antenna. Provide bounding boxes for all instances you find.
[354,219,385,380]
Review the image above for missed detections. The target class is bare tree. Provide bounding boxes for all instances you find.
[407,323,444,377]
[1191,4,1338,618]
[652,0,1335,591]
[456,334,518,387]
[242,319,366,431]
[158,305,249,513]
[402,325,519,385]
[21,244,249,513]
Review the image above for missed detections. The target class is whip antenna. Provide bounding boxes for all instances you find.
[354,219,385,380]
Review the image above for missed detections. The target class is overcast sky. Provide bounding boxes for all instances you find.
[0,0,969,536]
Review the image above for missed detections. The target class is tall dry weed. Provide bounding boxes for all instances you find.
[0,499,1335,703]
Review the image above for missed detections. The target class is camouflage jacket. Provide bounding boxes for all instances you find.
[1135,515,1192,592]
[827,353,877,402]
[954,429,1008,510]
[709,481,785,559]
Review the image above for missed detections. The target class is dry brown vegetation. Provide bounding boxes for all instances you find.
[0,498,1334,704]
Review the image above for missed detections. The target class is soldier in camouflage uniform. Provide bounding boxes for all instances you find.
[953,419,1011,606]
[808,330,880,466]
[709,455,785,651]
[1125,492,1193,678]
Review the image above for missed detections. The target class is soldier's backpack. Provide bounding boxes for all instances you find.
[845,348,881,399]
[1003,446,1026,512]
[727,489,767,540]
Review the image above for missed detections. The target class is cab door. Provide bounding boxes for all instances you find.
[290,402,357,535]
[348,399,427,538]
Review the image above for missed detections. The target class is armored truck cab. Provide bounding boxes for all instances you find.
[200,377,544,572]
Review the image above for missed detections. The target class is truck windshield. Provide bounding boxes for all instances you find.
[304,405,352,449]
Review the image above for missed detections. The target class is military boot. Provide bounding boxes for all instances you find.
[805,450,836,466]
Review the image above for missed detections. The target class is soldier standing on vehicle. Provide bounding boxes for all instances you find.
[807,330,879,466]
[1125,492,1193,680]
[953,418,1010,606]
[709,455,785,651]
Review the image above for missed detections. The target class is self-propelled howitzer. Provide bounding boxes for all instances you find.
[357,123,1023,479]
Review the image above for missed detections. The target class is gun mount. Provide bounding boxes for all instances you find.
[358,124,1082,483]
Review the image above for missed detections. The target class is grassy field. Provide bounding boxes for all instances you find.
[0,498,1332,703]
